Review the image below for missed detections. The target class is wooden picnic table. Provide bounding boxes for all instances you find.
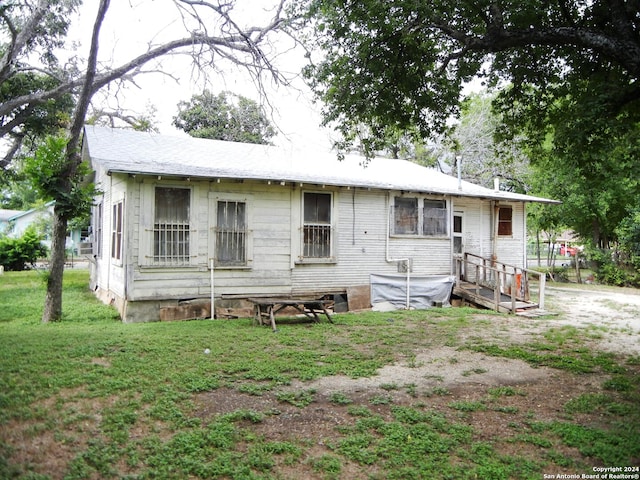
[248,297,333,332]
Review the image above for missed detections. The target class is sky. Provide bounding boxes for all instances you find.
[68,0,335,151]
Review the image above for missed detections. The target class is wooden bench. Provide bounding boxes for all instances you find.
[248,298,333,332]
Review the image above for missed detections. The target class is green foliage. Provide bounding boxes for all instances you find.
[22,135,98,220]
[588,246,640,287]
[304,0,640,155]
[2,270,639,478]
[0,226,47,271]
[617,206,640,270]
[0,71,73,140]
[173,90,275,145]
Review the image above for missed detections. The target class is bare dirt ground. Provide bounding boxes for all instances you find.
[543,285,640,355]
[194,284,640,477]
[199,284,640,404]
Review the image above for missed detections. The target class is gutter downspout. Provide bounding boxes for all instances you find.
[385,194,411,310]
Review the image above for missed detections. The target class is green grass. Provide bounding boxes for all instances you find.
[1,270,639,479]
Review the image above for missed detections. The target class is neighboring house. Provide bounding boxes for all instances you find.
[0,202,87,254]
[0,208,23,234]
[82,125,557,322]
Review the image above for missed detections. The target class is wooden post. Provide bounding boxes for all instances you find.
[475,264,480,296]
[538,272,546,310]
[269,306,277,332]
[494,271,501,311]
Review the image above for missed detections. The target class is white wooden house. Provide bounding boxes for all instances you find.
[82,126,557,322]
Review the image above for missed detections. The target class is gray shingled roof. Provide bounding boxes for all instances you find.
[83,125,557,204]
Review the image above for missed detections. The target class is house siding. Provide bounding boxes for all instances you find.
[452,197,526,268]
[88,172,532,322]
[290,189,453,294]
[128,179,293,303]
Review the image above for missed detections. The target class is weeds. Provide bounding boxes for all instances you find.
[1,270,639,479]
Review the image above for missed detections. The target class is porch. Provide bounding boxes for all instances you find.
[453,253,546,314]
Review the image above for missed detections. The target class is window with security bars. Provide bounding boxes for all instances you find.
[303,192,332,258]
[216,200,247,266]
[153,187,190,264]
[392,197,448,236]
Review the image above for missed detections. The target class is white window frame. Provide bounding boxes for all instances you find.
[94,201,103,258]
[299,190,335,263]
[214,199,251,268]
[151,186,193,266]
[111,199,123,264]
[391,196,449,238]
[498,205,513,237]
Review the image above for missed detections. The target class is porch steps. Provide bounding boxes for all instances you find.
[453,282,539,314]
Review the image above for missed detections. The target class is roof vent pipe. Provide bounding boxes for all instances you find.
[456,156,462,190]
[494,177,500,192]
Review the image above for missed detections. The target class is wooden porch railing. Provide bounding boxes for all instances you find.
[454,252,546,313]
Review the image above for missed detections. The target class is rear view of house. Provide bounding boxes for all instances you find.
[82,126,556,322]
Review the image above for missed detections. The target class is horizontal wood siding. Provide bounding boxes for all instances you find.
[129,180,293,301]
[291,189,453,294]
[96,172,529,306]
[92,171,127,298]
[452,198,526,269]
[496,202,526,268]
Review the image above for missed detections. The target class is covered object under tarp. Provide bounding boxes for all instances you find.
[370,274,455,310]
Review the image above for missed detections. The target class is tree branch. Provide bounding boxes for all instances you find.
[0,0,49,83]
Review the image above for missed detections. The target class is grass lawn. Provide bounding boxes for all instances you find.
[1,270,639,479]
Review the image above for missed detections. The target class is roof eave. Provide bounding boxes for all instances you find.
[105,167,560,204]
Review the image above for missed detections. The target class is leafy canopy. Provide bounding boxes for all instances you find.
[303,0,640,155]
[22,135,97,220]
[173,90,276,145]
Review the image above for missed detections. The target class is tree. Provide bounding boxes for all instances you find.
[450,92,531,192]
[173,90,275,144]
[1,0,290,322]
[302,0,640,156]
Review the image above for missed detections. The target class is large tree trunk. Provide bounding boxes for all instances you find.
[42,208,68,322]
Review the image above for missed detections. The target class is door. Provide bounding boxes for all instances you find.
[453,212,464,255]
[453,211,464,279]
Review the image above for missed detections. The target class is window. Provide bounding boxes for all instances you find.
[453,213,463,254]
[303,192,332,258]
[498,206,513,236]
[215,200,247,266]
[95,202,103,257]
[392,197,448,236]
[111,201,123,261]
[423,200,447,236]
[153,187,190,264]
[394,197,418,234]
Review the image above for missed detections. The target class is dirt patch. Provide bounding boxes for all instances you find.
[543,285,640,355]
[192,285,640,471]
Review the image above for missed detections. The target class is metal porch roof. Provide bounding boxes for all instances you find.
[83,125,558,204]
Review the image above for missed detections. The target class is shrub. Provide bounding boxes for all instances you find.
[0,226,48,271]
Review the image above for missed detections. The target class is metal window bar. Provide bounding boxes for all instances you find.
[215,201,247,266]
[153,222,190,264]
[303,224,331,257]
